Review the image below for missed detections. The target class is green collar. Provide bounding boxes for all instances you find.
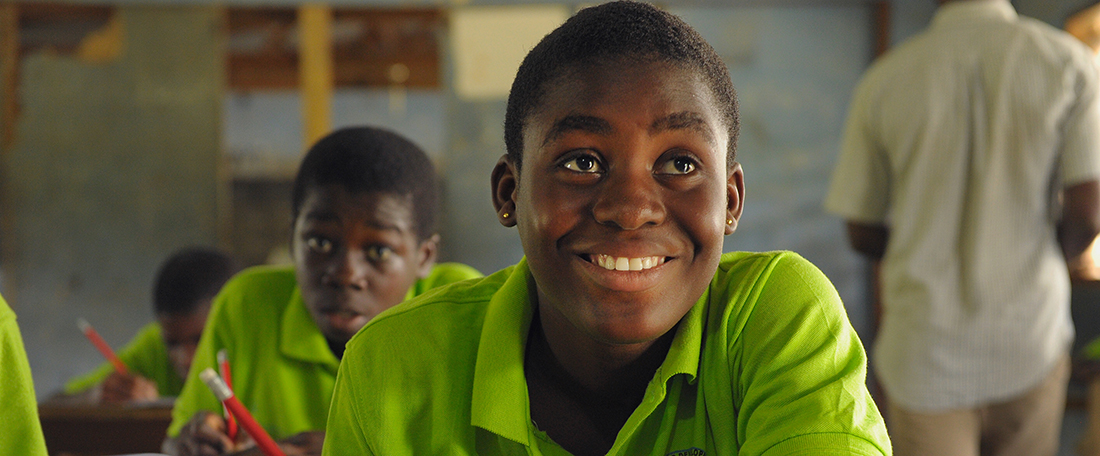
[470,257,707,447]
[279,287,340,371]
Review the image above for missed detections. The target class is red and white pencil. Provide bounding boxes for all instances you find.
[217,349,239,441]
[199,368,285,456]
[77,318,129,375]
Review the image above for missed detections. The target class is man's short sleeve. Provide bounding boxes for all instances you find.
[825,79,892,224]
[1060,55,1100,187]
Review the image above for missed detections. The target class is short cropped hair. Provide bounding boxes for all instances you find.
[504,0,739,169]
[153,247,238,316]
[291,126,439,240]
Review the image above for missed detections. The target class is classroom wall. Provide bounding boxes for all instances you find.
[1,6,224,397]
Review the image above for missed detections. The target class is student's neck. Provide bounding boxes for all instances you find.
[326,337,345,360]
[537,307,672,395]
[524,307,674,455]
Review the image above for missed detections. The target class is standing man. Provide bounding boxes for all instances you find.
[826,0,1100,455]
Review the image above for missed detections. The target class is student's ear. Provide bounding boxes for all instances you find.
[491,155,518,228]
[415,234,440,278]
[726,162,745,235]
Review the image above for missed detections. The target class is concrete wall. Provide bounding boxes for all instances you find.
[2,6,224,396]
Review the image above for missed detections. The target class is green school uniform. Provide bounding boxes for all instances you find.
[0,294,48,456]
[64,322,184,397]
[323,252,891,456]
[167,262,481,439]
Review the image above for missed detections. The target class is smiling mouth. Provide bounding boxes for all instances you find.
[588,254,667,271]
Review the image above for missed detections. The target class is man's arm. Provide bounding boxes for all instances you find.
[845,221,889,261]
[1060,180,1100,260]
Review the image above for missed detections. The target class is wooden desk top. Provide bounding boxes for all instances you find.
[39,401,174,456]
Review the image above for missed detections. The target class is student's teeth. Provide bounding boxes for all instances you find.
[616,257,629,271]
[592,254,663,271]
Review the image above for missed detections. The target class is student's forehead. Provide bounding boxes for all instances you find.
[300,187,416,225]
[526,61,725,140]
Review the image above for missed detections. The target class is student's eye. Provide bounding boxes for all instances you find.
[561,154,603,173]
[306,237,334,254]
[656,156,698,175]
[365,245,393,262]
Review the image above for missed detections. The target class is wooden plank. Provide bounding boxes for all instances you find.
[298,3,333,149]
[226,6,441,90]
[872,0,890,59]
[39,403,174,456]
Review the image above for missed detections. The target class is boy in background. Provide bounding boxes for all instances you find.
[59,247,238,403]
[164,126,481,456]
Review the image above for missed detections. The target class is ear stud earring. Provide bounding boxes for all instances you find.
[502,212,511,219]
[726,219,734,226]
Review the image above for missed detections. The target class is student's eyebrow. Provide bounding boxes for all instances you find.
[542,115,613,146]
[651,111,717,146]
[304,209,339,223]
[303,209,406,233]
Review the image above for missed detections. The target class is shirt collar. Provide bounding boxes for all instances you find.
[469,257,708,446]
[279,287,340,370]
[932,0,1016,30]
[471,258,534,445]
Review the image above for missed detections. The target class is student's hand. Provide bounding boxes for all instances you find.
[171,410,236,456]
[99,371,159,403]
[225,431,323,456]
[280,431,324,456]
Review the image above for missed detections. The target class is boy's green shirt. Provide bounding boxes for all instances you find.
[0,294,48,456]
[64,322,184,397]
[167,262,481,439]
[323,251,891,455]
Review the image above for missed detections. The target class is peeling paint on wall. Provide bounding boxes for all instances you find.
[4,6,224,398]
[77,13,125,64]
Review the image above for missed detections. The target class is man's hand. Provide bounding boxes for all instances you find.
[99,371,159,403]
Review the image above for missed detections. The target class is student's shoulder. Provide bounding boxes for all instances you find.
[220,264,297,297]
[211,264,298,318]
[0,295,13,323]
[133,321,164,343]
[715,250,820,280]
[428,262,483,283]
[712,251,835,303]
[348,265,515,350]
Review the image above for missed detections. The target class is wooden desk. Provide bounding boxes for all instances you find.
[39,401,173,456]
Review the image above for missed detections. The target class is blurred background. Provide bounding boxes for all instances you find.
[0,0,1085,404]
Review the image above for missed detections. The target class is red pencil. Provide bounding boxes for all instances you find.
[77,318,129,375]
[199,368,285,456]
[217,349,239,441]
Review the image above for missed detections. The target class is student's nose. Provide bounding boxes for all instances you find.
[592,167,666,230]
[324,250,369,290]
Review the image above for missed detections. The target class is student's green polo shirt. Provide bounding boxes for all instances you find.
[64,322,184,397]
[0,294,48,456]
[323,252,890,456]
[167,262,481,440]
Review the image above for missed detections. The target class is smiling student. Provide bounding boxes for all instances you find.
[322,2,889,455]
[162,126,481,456]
